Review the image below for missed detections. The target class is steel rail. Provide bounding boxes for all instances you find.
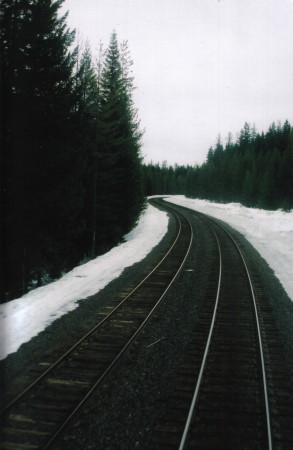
[42,212,193,449]
[178,220,222,450]
[177,211,272,450]
[217,220,273,450]
[1,208,182,415]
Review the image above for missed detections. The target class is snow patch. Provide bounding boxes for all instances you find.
[164,196,293,303]
[0,205,168,360]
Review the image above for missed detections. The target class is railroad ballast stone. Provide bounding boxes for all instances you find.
[1,199,293,449]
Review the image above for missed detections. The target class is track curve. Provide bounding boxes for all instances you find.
[152,199,273,450]
[2,199,292,449]
[1,207,192,449]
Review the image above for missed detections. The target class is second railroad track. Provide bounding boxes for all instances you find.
[0,205,193,450]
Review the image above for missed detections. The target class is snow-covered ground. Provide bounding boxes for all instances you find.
[165,196,293,302]
[0,204,169,360]
[1,196,292,361]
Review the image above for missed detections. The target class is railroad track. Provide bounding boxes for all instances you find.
[152,199,273,449]
[0,206,193,449]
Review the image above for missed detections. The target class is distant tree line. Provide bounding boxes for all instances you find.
[1,0,144,301]
[143,121,293,211]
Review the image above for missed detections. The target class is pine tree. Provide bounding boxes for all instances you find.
[119,39,144,231]
[75,43,101,257]
[238,122,251,150]
[94,32,144,251]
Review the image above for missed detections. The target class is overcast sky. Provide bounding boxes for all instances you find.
[61,0,293,166]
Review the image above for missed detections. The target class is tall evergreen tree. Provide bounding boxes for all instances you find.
[74,43,101,257]
[94,32,144,252]
[119,39,144,230]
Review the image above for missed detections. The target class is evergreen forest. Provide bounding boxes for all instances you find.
[1,0,144,301]
[143,121,293,211]
[1,1,292,303]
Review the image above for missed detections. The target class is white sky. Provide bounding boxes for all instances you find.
[61,0,293,165]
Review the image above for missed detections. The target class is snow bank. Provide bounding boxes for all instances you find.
[165,196,293,302]
[0,204,169,360]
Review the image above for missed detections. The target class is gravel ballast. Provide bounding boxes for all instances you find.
[1,201,293,449]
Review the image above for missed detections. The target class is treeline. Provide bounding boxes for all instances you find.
[143,121,293,211]
[1,0,144,300]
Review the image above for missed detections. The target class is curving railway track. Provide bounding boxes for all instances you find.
[1,199,291,449]
[152,199,273,449]
[0,207,192,449]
